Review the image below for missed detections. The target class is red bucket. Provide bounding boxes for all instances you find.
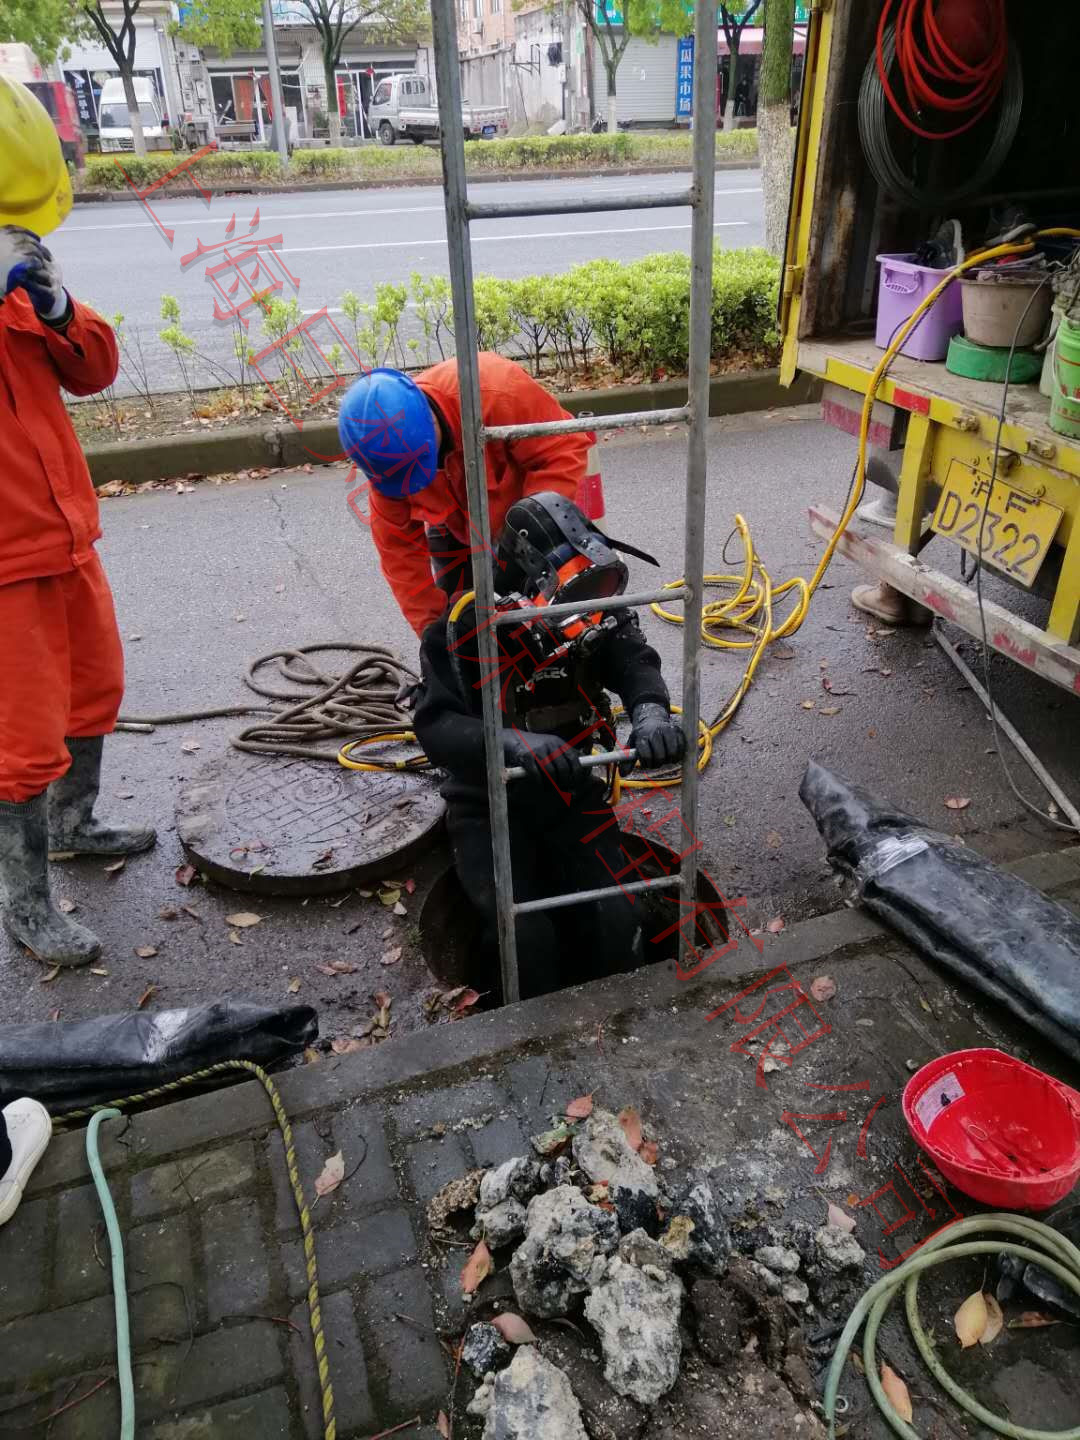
[903,1049,1080,1211]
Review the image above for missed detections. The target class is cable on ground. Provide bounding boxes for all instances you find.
[86,1108,134,1440]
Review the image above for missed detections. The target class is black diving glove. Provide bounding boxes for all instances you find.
[504,730,585,792]
[622,701,685,773]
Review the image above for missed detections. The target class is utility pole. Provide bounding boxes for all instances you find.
[562,0,576,130]
[262,0,290,164]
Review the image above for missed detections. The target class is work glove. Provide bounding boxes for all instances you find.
[0,225,69,323]
[622,701,685,773]
[504,729,585,792]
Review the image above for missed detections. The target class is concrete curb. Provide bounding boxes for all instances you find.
[85,368,821,487]
[72,158,759,204]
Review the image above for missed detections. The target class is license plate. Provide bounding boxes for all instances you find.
[931,460,1063,587]
[482,124,496,137]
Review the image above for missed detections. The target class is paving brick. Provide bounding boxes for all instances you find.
[358,1267,448,1418]
[405,1134,470,1207]
[502,1054,586,1130]
[144,1385,292,1439]
[25,1123,125,1198]
[120,1082,269,1165]
[266,1118,326,1233]
[135,1322,283,1417]
[282,1206,417,1300]
[393,1077,507,1137]
[53,1184,112,1306]
[333,1103,400,1208]
[130,1140,256,1220]
[128,1214,195,1309]
[0,1195,49,1322]
[290,1289,375,1439]
[50,1380,120,1440]
[130,1280,193,1348]
[467,1112,530,1169]
[0,1295,115,1387]
[201,1198,270,1325]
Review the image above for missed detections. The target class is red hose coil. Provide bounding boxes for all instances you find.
[876,0,1009,141]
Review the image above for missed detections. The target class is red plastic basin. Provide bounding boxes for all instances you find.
[903,1048,1080,1211]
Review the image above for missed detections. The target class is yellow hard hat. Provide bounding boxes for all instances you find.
[0,76,72,238]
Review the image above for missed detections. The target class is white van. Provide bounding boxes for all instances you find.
[97,76,169,152]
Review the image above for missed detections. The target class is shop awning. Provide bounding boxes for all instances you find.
[718,25,807,56]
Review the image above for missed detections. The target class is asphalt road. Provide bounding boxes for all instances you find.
[9,408,1076,1040]
[56,170,763,394]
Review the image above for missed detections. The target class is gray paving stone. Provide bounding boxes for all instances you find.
[332,1103,400,1208]
[290,1289,376,1439]
[0,1295,115,1387]
[282,1206,417,1300]
[467,1112,530,1169]
[201,1198,270,1325]
[144,1385,292,1439]
[405,1134,470,1207]
[501,1054,586,1129]
[0,1195,49,1322]
[128,1214,195,1311]
[120,1083,269,1165]
[358,1267,449,1417]
[53,1184,112,1306]
[50,1380,120,1440]
[25,1123,124,1198]
[266,1119,326,1234]
[393,1076,507,1136]
[130,1140,256,1220]
[130,1280,192,1348]
[135,1322,284,1417]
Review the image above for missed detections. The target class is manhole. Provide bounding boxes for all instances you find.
[420,830,727,1002]
[177,751,445,895]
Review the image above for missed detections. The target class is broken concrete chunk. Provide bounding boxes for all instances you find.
[468,1372,496,1419]
[539,1155,572,1189]
[756,1244,801,1275]
[479,1156,541,1211]
[573,1109,658,1195]
[535,1327,647,1440]
[474,1197,528,1248]
[782,1278,811,1307]
[482,1347,589,1440]
[427,1167,485,1231]
[463,1323,512,1377]
[510,1185,620,1318]
[749,1260,783,1295]
[664,1177,730,1274]
[584,1255,684,1405]
[814,1223,866,1273]
[659,1214,695,1262]
[619,1228,675,1273]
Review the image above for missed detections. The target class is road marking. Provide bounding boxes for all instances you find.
[281,220,749,254]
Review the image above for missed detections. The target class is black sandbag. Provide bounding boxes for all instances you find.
[0,1001,317,1112]
[799,761,1080,1064]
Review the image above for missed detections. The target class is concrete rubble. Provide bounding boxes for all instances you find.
[584,1255,685,1405]
[480,1347,590,1440]
[510,1184,620,1318]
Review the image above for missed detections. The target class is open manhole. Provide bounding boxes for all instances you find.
[420,829,727,1003]
[177,751,445,895]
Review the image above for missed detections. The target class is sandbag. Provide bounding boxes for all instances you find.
[0,1001,317,1112]
[800,760,1080,1064]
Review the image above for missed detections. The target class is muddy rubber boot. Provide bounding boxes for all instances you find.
[0,795,102,965]
[48,735,156,858]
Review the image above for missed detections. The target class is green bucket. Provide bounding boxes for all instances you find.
[1050,314,1080,440]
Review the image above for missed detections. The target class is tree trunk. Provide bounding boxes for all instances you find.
[324,60,342,144]
[760,0,796,259]
[605,61,617,132]
[723,43,739,131]
[120,64,147,158]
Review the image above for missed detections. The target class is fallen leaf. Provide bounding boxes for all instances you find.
[116,790,135,800]
[181,905,202,922]
[491,1312,537,1344]
[392,900,407,917]
[379,887,401,908]
[134,944,158,959]
[225,911,262,928]
[461,1239,493,1295]
[765,830,783,849]
[954,1290,988,1348]
[180,739,201,754]
[287,977,301,994]
[1008,1312,1059,1329]
[881,1363,913,1423]
[404,877,416,894]
[136,984,157,1009]
[57,898,77,914]
[618,1106,643,1151]
[820,705,841,716]
[437,1412,451,1439]
[175,863,197,887]
[451,988,481,1016]
[981,1294,1004,1345]
[303,1047,321,1064]
[331,1035,365,1054]
[40,965,61,985]
[810,975,837,1002]
[48,1007,60,1022]
[723,813,737,827]
[827,1202,856,1233]
[380,947,403,967]
[566,1093,594,1120]
[640,1139,659,1165]
[314,1150,345,1198]
[944,796,971,811]
[531,1124,574,1156]
[158,905,179,920]
[89,966,109,977]
[801,699,816,710]
[867,726,878,739]
[227,930,243,945]
[104,858,126,875]
[373,990,392,1009]
[766,917,786,934]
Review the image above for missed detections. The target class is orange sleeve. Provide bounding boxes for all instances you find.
[40,299,120,397]
[490,368,594,502]
[370,491,447,638]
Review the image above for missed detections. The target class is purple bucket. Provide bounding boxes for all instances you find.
[875,253,963,362]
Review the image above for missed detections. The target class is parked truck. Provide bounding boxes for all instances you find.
[97,76,170,153]
[367,72,508,146]
[0,43,84,168]
[781,0,1080,696]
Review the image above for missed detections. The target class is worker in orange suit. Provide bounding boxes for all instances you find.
[338,352,597,636]
[0,78,154,968]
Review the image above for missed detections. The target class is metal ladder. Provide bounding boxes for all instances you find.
[431,0,717,1003]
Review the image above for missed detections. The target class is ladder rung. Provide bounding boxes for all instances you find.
[491,585,686,625]
[514,872,682,916]
[483,405,687,442]
[505,746,635,781]
[466,189,695,221]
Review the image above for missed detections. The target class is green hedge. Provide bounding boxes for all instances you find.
[83,149,283,191]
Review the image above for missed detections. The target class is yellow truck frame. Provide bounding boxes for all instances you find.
[779,0,1080,698]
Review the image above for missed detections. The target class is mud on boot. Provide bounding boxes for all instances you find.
[48,734,156,858]
[0,795,102,966]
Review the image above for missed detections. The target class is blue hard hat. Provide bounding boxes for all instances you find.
[338,368,438,498]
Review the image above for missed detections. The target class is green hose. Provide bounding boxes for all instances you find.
[826,1213,1080,1440]
[86,1109,135,1440]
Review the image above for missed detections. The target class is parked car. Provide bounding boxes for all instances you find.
[97,76,170,153]
[367,72,508,146]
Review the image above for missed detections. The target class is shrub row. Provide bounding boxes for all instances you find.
[82,149,284,191]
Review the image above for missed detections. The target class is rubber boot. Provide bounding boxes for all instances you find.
[0,795,102,965]
[48,735,156,858]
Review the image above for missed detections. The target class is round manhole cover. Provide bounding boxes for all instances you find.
[177,751,445,895]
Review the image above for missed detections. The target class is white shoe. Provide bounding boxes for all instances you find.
[0,1098,52,1225]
